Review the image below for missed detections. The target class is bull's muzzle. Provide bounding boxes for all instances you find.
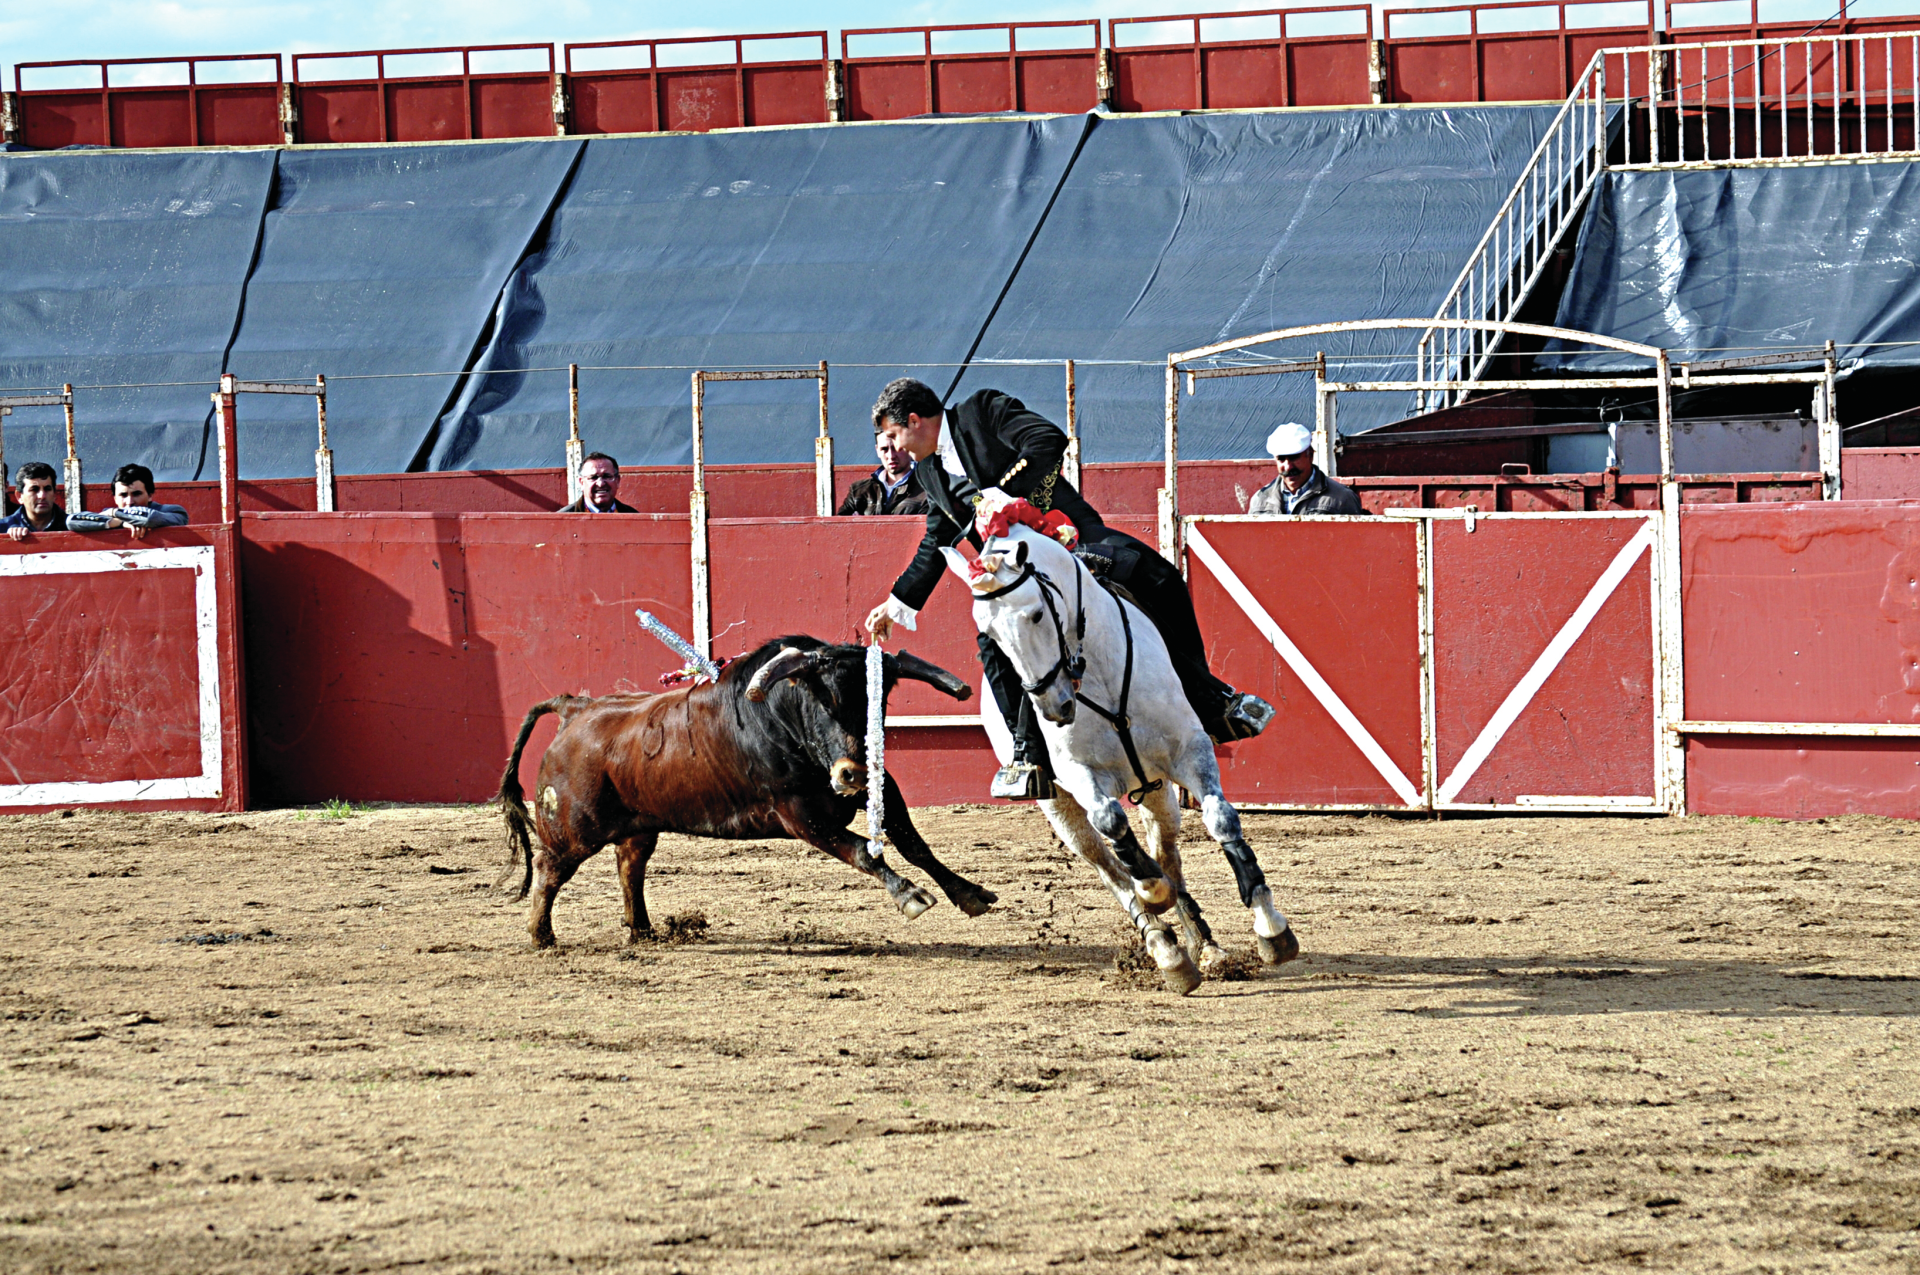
[830,757,866,797]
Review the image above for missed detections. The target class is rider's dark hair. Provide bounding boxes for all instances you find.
[113,463,156,492]
[872,378,943,432]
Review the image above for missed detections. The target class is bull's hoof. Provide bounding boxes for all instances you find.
[529,933,556,950]
[898,889,936,920]
[1146,931,1202,996]
[1134,876,1175,916]
[1256,927,1301,966]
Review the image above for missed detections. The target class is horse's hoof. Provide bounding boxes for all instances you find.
[1256,927,1301,965]
[1146,932,1203,996]
[899,890,935,920]
[1134,877,1175,915]
[1198,943,1231,974]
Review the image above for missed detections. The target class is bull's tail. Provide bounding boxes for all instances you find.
[496,697,577,898]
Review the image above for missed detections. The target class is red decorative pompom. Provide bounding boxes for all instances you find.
[977,498,1079,549]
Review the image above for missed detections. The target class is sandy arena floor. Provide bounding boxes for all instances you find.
[0,802,1916,1273]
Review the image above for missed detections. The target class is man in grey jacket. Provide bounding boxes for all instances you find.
[1247,422,1365,516]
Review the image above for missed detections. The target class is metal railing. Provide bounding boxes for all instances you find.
[1416,50,1610,410]
[1614,29,1920,167]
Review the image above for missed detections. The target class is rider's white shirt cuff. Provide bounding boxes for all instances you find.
[884,595,919,631]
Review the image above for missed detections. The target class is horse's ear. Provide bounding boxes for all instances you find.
[940,546,974,583]
[1012,540,1030,568]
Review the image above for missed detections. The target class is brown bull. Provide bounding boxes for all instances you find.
[497,635,995,947]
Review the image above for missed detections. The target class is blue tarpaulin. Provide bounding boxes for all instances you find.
[952,107,1562,460]
[223,141,584,478]
[0,106,1573,478]
[0,151,273,479]
[423,116,1095,474]
[1549,163,1920,372]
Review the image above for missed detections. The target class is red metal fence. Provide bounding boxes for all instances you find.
[14,5,1920,147]
[12,54,284,149]
[1108,5,1374,111]
[1382,0,1656,102]
[840,20,1104,119]
[564,32,830,135]
[291,44,557,144]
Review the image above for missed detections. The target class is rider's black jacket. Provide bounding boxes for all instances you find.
[889,389,1106,611]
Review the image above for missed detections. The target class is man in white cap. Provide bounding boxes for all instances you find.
[1248,422,1364,516]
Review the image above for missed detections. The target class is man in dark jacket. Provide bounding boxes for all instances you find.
[557,453,639,513]
[837,432,930,516]
[862,378,1273,800]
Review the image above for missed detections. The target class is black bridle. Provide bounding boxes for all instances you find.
[975,551,1163,805]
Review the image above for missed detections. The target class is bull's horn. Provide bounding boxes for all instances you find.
[745,646,813,701]
[890,650,973,701]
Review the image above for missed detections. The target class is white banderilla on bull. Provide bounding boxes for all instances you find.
[865,640,886,860]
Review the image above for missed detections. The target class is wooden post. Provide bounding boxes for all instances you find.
[213,373,239,524]
[61,384,81,512]
[314,374,335,512]
[690,372,710,657]
[1158,358,1180,563]
[566,363,583,505]
[814,361,833,517]
[1062,359,1081,489]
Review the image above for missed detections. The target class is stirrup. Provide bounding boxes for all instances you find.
[990,761,1052,801]
[1211,692,1276,743]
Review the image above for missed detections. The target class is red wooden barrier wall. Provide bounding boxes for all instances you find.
[240,513,692,805]
[564,33,830,134]
[840,21,1103,119]
[1108,6,1374,112]
[0,527,246,814]
[291,45,555,145]
[1680,500,1920,818]
[13,55,283,149]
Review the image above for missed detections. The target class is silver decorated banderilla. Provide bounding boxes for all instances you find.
[635,609,721,683]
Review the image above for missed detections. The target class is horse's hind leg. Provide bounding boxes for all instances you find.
[1169,746,1300,966]
[1139,784,1230,975]
[615,832,659,943]
[1040,796,1200,996]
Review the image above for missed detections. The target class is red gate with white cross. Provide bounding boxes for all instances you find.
[1186,512,1666,812]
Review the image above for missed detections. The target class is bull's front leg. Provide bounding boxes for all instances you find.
[782,801,936,920]
[881,776,997,917]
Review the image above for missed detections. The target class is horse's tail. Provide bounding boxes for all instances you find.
[495,697,576,898]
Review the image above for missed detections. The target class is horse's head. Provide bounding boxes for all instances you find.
[742,637,972,794]
[946,525,1083,726]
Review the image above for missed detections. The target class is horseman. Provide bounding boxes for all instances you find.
[862,377,1274,800]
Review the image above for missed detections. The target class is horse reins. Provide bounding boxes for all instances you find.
[976,553,1163,806]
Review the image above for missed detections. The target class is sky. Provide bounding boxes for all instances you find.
[0,0,1867,87]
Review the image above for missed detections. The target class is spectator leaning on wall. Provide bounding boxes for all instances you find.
[3,462,68,540]
[558,452,638,513]
[1247,422,1365,516]
[69,464,190,540]
[837,430,930,516]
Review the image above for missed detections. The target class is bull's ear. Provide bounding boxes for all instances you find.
[745,646,812,702]
[889,650,973,701]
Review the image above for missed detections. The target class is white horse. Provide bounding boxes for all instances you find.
[943,523,1298,995]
